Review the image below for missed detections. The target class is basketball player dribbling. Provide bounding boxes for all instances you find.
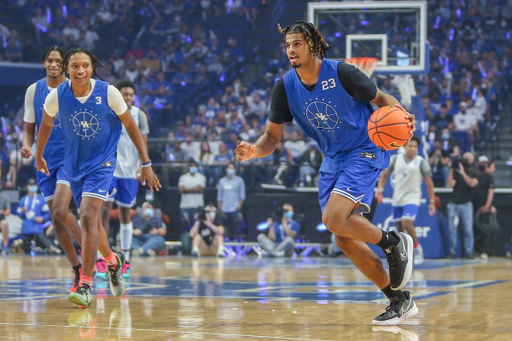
[21,46,84,293]
[235,21,418,325]
[36,48,161,307]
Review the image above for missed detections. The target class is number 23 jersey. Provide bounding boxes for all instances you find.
[270,59,389,170]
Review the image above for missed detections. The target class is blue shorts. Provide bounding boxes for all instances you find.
[318,161,381,214]
[107,177,139,208]
[69,169,116,208]
[392,205,419,222]
[36,166,69,201]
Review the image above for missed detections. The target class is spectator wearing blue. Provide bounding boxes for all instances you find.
[0,183,11,254]
[257,203,300,257]
[16,179,58,253]
[217,163,246,238]
[227,107,245,134]
[131,202,167,256]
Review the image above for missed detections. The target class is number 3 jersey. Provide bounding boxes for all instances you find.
[277,59,389,170]
[44,79,125,182]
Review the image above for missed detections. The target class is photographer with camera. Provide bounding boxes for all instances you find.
[446,153,478,259]
[131,202,167,256]
[190,204,225,257]
[257,203,300,257]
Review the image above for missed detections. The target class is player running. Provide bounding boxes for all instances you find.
[235,21,417,325]
[99,80,149,279]
[21,45,84,293]
[36,48,160,307]
[376,136,437,264]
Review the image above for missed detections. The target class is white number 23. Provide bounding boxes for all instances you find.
[321,78,336,91]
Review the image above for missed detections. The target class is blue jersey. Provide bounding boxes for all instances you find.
[282,59,389,170]
[33,78,65,168]
[56,80,122,182]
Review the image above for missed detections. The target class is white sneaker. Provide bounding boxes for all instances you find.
[191,246,200,257]
[413,245,424,265]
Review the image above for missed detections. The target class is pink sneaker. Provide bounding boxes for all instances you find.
[122,260,130,279]
[95,258,108,279]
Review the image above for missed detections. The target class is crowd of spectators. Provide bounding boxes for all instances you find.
[0,0,512,191]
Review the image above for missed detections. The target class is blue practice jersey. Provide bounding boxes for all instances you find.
[281,59,389,170]
[56,80,122,182]
[33,78,66,168]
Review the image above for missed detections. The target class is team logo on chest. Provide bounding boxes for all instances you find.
[71,108,101,139]
[303,98,341,132]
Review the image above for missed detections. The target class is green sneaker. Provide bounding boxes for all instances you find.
[107,252,126,297]
[68,283,92,307]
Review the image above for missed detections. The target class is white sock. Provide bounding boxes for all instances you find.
[120,223,133,262]
[97,251,103,260]
[217,245,224,255]
[192,245,200,255]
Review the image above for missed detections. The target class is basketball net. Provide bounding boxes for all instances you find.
[345,57,378,78]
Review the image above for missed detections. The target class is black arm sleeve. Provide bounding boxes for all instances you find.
[337,62,378,102]
[268,78,293,124]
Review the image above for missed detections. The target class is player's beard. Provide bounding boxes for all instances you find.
[291,62,302,69]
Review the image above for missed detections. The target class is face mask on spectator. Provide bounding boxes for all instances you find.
[442,133,450,140]
[28,185,38,193]
[284,211,293,219]
[190,167,198,174]
[227,169,235,176]
[145,208,154,217]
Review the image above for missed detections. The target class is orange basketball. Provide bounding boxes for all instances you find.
[367,106,411,150]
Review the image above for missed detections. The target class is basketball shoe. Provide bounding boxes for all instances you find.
[383,231,413,290]
[107,252,126,297]
[122,260,130,279]
[96,258,108,279]
[413,244,424,265]
[68,283,92,307]
[373,291,418,326]
[70,267,81,293]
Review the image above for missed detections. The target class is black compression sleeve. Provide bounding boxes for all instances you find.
[337,62,378,102]
[268,78,293,124]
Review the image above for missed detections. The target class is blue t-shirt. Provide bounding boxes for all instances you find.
[33,78,66,168]
[214,153,232,164]
[56,80,122,182]
[272,219,300,244]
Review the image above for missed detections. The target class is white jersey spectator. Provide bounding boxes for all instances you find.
[453,102,478,131]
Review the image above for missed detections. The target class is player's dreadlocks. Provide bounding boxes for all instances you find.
[42,45,66,63]
[278,20,331,58]
[61,47,104,80]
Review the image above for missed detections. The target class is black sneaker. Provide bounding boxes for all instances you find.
[383,231,413,290]
[373,291,418,326]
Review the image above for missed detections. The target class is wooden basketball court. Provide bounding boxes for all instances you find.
[0,255,511,340]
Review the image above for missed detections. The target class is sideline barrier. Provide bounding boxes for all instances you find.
[165,241,329,257]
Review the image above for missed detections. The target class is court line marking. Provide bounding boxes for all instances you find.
[0,322,336,341]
